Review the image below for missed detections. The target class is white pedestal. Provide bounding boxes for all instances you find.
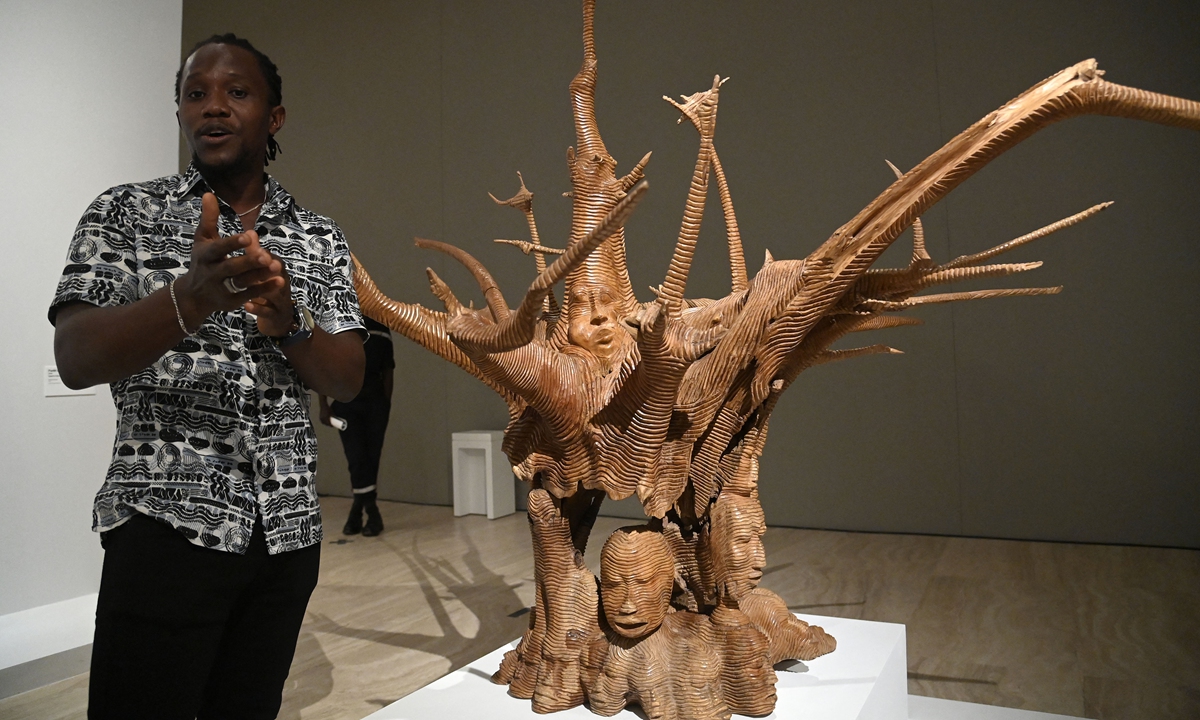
[451,430,515,519]
[365,614,908,720]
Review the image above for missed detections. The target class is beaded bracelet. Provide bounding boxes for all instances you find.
[168,279,192,335]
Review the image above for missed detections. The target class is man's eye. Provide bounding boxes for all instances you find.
[186,90,204,99]
[230,89,247,98]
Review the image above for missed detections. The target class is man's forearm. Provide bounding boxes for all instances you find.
[56,294,364,398]
[282,327,365,402]
[54,293,189,389]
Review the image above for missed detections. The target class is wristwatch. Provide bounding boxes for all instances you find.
[275,304,314,348]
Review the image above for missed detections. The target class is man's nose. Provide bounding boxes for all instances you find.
[202,95,230,117]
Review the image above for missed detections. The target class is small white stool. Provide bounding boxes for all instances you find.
[451,431,515,519]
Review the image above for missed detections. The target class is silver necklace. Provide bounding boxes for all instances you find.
[237,202,263,218]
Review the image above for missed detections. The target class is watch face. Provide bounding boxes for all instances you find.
[278,305,315,348]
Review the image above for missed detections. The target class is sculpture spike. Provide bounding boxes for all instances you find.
[425,267,462,314]
[848,315,924,332]
[885,159,932,265]
[812,345,904,366]
[943,202,1113,270]
[865,286,1062,312]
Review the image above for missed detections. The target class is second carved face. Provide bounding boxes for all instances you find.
[710,494,767,601]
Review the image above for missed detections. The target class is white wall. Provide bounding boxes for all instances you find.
[0,0,181,617]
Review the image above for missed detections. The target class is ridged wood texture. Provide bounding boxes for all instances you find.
[351,1,1200,716]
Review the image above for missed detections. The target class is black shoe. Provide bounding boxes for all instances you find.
[362,496,383,537]
[342,497,364,535]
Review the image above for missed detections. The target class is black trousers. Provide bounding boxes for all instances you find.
[331,396,391,491]
[88,513,320,720]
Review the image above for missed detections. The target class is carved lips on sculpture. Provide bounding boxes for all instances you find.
[351,0,1200,717]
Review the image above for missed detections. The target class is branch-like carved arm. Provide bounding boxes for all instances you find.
[855,201,1110,304]
[351,254,520,405]
[817,61,1200,285]
[659,75,725,312]
[450,180,649,355]
[710,148,748,293]
[413,237,510,322]
[743,64,1200,406]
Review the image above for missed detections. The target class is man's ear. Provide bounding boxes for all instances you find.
[270,105,286,136]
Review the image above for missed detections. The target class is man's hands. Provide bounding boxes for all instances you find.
[175,192,294,336]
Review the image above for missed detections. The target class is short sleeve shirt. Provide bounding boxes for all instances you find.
[49,164,364,555]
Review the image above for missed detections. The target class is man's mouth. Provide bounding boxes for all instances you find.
[198,124,234,142]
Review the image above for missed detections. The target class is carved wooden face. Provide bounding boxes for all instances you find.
[567,283,625,360]
[710,495,767,601]
[600,530,674,639]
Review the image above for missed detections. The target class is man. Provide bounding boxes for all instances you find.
[318,315,395,536]
[50,35,364,719]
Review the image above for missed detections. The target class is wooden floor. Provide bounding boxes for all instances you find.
[2,497,1197,720]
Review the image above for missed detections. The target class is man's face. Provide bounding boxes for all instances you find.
[567,283,624,360]
[600,535,674,639]
[176,43,284,175]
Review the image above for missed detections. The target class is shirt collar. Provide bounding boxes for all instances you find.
[173,163,206,199]
[172,163,299,224]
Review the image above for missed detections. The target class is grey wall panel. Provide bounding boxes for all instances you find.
[181,1,1200,547]
[929,0,1200,546]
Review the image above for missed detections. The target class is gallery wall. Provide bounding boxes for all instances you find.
[0,1,182,616]
[182,0,1199,548]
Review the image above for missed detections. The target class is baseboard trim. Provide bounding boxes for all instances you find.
[0,644,91,700]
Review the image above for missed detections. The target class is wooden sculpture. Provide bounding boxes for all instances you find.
[352,1,1200,717]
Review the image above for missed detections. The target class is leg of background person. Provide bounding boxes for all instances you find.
[360,396,391,536]
[333,399,370,534]
[88,514,254,720]
[194,521,321,720]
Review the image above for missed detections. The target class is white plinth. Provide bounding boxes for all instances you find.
[365,614,908,720]
[451,430,515,519]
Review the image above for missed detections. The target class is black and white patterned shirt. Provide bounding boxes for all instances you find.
[49,164,364,554]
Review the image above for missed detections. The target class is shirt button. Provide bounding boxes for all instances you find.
[258,491,269,502]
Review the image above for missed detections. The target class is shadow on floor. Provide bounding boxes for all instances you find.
[307,529,530,677]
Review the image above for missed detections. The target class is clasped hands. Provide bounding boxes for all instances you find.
[174,192,296,338]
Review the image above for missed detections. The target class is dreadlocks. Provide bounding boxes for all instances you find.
[175,33,283,165]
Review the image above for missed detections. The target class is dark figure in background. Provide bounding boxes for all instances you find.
[50,35,365,720]
[319,316,395,536]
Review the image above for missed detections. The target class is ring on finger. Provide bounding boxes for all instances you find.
[224,277,248,294]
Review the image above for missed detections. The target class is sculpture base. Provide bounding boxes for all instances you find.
[366,614,908,720]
